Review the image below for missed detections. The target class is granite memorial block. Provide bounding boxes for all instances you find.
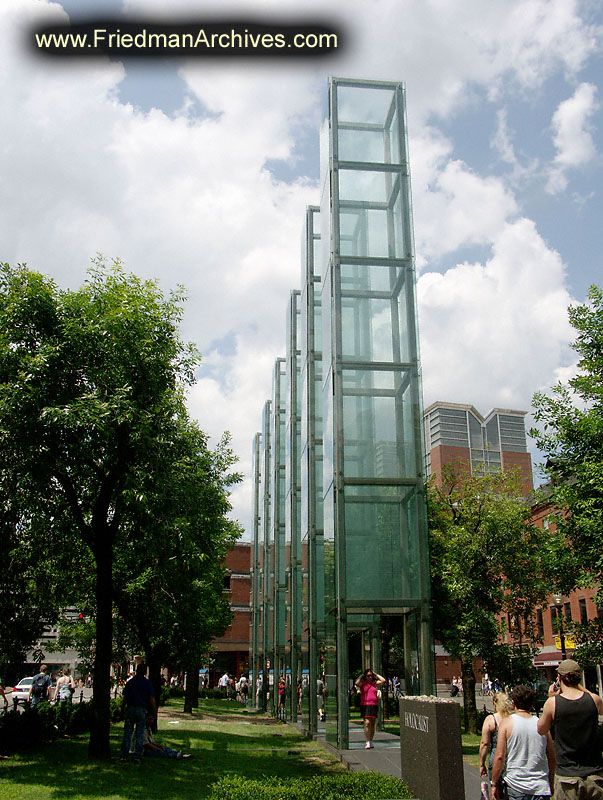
[400,696,465,800]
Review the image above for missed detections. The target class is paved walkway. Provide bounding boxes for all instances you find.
[310,700,495,800]
[320,724,481,800]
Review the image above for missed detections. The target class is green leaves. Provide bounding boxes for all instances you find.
[428,467,551,667]
[531,284,603,604]
[0,259,240,755]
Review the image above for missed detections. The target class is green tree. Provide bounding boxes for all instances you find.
[428,467,553,733]
[531,284,603,663]
[112,423,240,708]
[0,260,236,757]
[0,446,92,675]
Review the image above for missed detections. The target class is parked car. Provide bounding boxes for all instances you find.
[12,677,34,708]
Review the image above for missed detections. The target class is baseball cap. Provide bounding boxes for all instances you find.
[557,659,581,675]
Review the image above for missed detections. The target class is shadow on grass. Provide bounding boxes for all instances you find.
[0,711,340,800]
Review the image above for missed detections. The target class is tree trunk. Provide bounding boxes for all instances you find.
[146,652,162,732]
[88,540,113,760]
[460,656,478,734]
[183,663,199,714]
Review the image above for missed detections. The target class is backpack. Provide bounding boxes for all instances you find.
[32,673,48,699]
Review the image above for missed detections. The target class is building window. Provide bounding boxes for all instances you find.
[550,606,558,635]
[564,601,572,621]
[223,574,232,592]
[579,598,588,624]
[537,609,544,639]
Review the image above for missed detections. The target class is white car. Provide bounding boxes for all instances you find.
[12,677,34,707]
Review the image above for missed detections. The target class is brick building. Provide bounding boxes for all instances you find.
[505,489,602,692]
[209,542,251,683]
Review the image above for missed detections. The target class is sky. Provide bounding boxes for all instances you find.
[2,0,602,539]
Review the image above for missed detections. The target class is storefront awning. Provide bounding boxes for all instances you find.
[532,652,562,667]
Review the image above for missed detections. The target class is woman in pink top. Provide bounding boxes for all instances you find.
[355,668,386,749]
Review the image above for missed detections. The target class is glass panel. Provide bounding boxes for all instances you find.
[342,368,417,480]
[485,416,500,451]
[336,84,401,165]
[337,85,396,128]
[313,292,322,353]
[341,261,403,291]
[300,441,309,538]
[314,453,323,524]
[314,367,323,439]
[340,280,411,364]
[339,196,404,259]
[468,413,483,451]
[343,485,422,601]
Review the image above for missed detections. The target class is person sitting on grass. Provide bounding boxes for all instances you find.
[143,715,193,760]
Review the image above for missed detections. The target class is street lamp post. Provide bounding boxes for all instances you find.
[553,595,567,661]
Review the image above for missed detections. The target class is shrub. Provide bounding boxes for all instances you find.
[199,688,228,700]
[0,695,123,753]
[207,772,414,799]
[0,705,53,752]
[110,696,125,723]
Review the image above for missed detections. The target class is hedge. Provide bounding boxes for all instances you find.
[207,773,414,799]
[0,696,124,754]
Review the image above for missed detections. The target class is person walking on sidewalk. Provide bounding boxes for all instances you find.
[491,685,555,800]
[537,659,603,800]
[480,691,513,794]
[355,668,386,750]
[28,664,52,709]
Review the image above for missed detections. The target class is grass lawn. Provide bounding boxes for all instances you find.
[460,731,481,770]
[0,698,346,800]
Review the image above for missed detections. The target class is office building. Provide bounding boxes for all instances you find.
[424,402,533,494]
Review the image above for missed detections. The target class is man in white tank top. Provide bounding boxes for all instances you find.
[491,685,556,800]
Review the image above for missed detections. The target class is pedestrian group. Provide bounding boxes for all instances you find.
[480,660,603,800]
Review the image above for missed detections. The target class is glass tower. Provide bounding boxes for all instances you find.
[251,77,434,750]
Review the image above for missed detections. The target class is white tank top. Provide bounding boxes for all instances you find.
[504,714,550,795]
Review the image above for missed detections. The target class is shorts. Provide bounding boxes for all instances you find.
[360,704,378,719]
[505,787,548,800]
[554,773,603,800]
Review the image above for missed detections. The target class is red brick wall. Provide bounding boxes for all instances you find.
[225,543,251,572]
[501,451,533,495]
[429,446,471,486]
[215,609,251,644]
[213,543,251,653]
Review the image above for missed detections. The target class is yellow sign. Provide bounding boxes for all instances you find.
[555,636,575,650]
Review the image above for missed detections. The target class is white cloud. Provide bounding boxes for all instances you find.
[546,82,600,193]
[413,157,518,262]
[418,217,575,414]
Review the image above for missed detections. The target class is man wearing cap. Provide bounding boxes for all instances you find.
[538,659,603,799]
